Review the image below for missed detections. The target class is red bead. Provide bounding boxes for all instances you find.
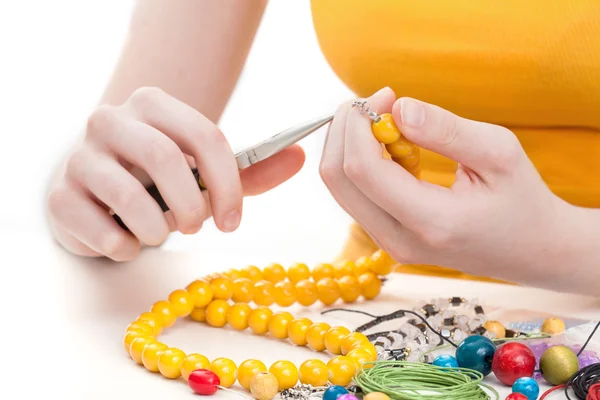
[492,342,536,386]
[505,393,528,400]
[188,369,220,395]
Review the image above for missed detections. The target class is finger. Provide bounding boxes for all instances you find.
[391,97,524,179]
[51,225,102,257]
[87,106,206,234]
[127,87,242,233]
[47,184,140,261]
[66,148,170,246]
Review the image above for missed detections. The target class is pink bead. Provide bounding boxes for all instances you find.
[188,369,220,395]
[338,395,359,400]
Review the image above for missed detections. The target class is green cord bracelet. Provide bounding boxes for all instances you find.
[354,360,499,400]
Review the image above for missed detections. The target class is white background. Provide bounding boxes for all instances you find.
[1,1,599,399]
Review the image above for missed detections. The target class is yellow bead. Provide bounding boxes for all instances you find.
[137,312,164,336]
[338,275,361,303]
[158,348,186,379]
[340,332,370,355]
[364,393,391,400]
[251,372,279,400]
[327,356,356,386]
[385,137,416,158]
[129,336,155,364]
[483,320,506,339]
[241,265,263,282]
[123,330,145,353]
[151,300,178,327]
[288,318,313,346]
[222,268,242,280]
[287,263,311,283]
[210,357,237,388]
[209,277,233,300]
[190,307,207,322]
[126,321,154,337]
[369,250,394,276]
[263,263,287,283]
[353,257,371,277]
[299,359,328,386]
[227,303,253,330]
[541,317,566,335]
[312,263,335,282]
[333,260,355,279]
[274,281,297,307]
[238,359,267,390]
[306,322,331,351]
[248,306,274,335]
[168,289,194,317]
[141,342,168,372]
[232,278,254,303]
[268,311,294,339]
[205,299,230,327]
[353,341,377,360]
[295,279,319,306]
[324,326,351,355]
[346,348,373,370]
[180,353,210,381]
[358,272,382,300]
[253,280,276,306]
[371,113,401,144]
[269,360,299,390]
[316,277,341,305]
[186,280,214,308]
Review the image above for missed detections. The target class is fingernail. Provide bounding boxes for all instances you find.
[223,210,241,232]
[399,98,426,128]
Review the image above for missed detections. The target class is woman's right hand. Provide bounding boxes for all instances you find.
[47,87,305,261]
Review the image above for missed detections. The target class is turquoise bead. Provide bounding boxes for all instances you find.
[512,377,539,400]
[323,386,349,400]
[455,335,496,376]
[433,355,459,369]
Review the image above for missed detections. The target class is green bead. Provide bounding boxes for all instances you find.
[539,345,579,385]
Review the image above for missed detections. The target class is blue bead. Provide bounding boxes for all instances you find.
[512,377,539,400]
[432,355,459,369]
[323,386,349,400]
[455,335,496,376]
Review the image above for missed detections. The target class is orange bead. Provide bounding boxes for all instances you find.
[316,277,341,305]
[369,250,394,276]
[358,272,382,300]
[136,312,163,336]
[209,277,233,300]
[340,332,370,355]
[312,263,335,282]
[287,263,311,284]
[306,322,331,352]
[269,360,299,390]
[129,336,155,364]
[189,307,206,322]
[227,303,253,330]
[141,342,168,372]
[232,278,254,303]
[327,356,356,386]
[210,357,237,387]
[180,353,210,381]
[371,113,401,144]
[126,321,154,337]
[150,300,177,327]
[274,281,297,307]
[248,306,274,335]
[158,348,187,379]
[186,280,214,308]
[299,359,328,386]
[222,268,243,280]
[268,311,294,339]
[333,260,355,279]
[288,318,313,346]
[386,137,416,158]
[324,326,351,355]
[295,279,319,306]
[263,263,287,283]
[253,280,276,306]
[353,256,371,276]
[338,275,361,303]
[346,348,373,370]
[352,341,377,360]
[168,289,194,317]
[238,359,267,390]
[205,299,230,328]
[240,265,263,282]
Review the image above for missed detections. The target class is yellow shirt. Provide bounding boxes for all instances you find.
[310,0,600,282]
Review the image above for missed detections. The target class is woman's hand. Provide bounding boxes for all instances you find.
[320,87,581,288]
[47,87,304,262]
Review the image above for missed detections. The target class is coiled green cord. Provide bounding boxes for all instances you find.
[354,361,499,400]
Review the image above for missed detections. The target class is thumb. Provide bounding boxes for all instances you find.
[391,97,524,178]
[240,144,306,196]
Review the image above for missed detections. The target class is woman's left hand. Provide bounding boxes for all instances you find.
[320,87,574,285]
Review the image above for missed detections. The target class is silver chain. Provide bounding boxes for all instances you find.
[351,99,381,122]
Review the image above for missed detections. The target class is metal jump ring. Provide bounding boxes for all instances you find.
[351,99,381,122]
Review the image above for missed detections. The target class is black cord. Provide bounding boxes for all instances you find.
[565,363,600,400]
[577,320,600,356]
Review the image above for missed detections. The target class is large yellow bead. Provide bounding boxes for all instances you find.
[288,318,313,346]
[269,360,299,390]
[268,311,294,339]
[136,312,164,336]
[371,113,401,144]
[227,303,253,330]
[327,356,356,386]
[364,393,391,400]
[312,263,335,282]
[295,279,319,306]
[248,306,274,335]
[352,341,377,360]
[338,275,362,303]
[346,348,374,370]
[353,257,371,277]
[274,281,297,307]
[123,330,145,353]
[385,137,415,158]
[126,321,154,337]
[232,278,254,303]
[358,272,382,300]
[299,359,328,386]
[333,260,355,279]
[209,277,233,300]
[190,307,206,322]
[151,300,178,327]
[263,263,287,283]
[316,277,341,305]
[142,342,168,372]
[167,289,194,317]
[240,265,263,282]
[158,348,187,379]
[324,326,351,355]
[210,357,237,387]
[483,320,506,339]
[129,336,155,364]
[340,332,370,355]
[287,263,311,283]
[222,268,242,280]
[306,322,331,351]
[541,317,566,335]
[186,280,214,308]
[180,353,210,381]
[253,280,276,306]
[369,250,394,276]
[205,299,230,328]
[238,359,267,390]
